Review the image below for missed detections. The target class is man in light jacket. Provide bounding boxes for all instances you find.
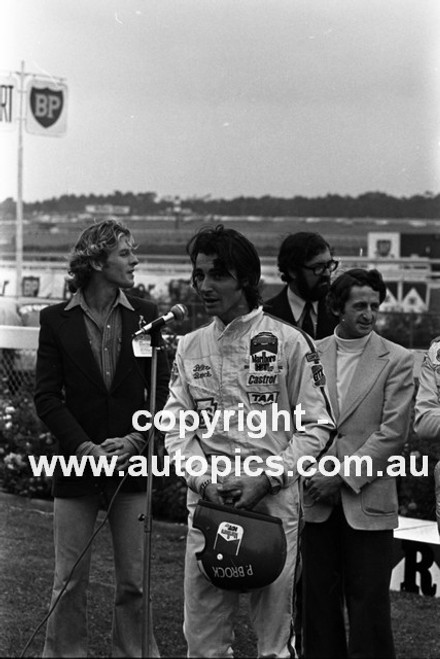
[302,268,414,659]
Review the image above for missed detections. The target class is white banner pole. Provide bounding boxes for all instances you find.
[15,60,25,297]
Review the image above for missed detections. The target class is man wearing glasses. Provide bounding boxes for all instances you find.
[263,231,338,655]
[264,232,339,340]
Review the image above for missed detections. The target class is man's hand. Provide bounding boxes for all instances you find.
[101,437,124,452]
[101,437,131,471]
[216,474,270,510]
[88,444,109,458]
[202,483,228,506]
[304,472,343,504]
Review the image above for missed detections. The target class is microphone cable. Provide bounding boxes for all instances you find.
[19,467,134,657]
[19,341,163,657]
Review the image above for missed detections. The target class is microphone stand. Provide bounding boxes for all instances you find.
[141,329,160,658]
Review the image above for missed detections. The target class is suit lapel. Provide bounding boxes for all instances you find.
[338,333,389,426]
[60,300,147,393]
[318,338,339,419]
[58,306,105,389]
[268,287,297,326]
[110,302,142,392]
[316,299,337,339]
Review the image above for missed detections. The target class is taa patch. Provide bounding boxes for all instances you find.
[249,332,278,373]
[311,363,326,387]
[247,391,279,406]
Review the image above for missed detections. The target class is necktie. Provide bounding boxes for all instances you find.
[301,301,315,338]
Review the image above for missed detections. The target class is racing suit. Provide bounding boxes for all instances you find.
[414,337,440,534]
[164,307,335,658]
[414,337,440,440]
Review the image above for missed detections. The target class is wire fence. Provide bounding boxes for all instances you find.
[0,349,36,398]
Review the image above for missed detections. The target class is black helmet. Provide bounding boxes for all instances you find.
[193,500,287,591]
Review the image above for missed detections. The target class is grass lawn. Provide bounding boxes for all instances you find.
[0,493,256,658]
[1,492,440,658]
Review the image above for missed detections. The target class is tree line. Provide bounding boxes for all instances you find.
[1,190,439,218]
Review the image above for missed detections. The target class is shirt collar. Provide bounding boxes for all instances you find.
[65,288,135,312]
[287,287,318,321]
[213,306,262,334]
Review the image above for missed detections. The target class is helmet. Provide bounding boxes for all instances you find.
[193,500,287,591]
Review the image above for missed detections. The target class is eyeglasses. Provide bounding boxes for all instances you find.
[302,259,339,276]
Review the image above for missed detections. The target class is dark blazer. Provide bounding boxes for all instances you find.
[263,285,337,340]
[34,295,170,497]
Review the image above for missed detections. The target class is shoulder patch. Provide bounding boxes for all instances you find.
[310,363,326,387]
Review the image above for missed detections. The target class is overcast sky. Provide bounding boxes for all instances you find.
[1,0,439,202]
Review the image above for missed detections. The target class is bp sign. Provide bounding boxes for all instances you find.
[30,87,64,128]
[26,80,68,136]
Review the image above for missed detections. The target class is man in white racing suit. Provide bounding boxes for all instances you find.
[414,336,440,534]
[414,336,440,441]
[164,225,335,658]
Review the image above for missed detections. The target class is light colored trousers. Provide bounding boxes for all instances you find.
[43,491,159,658]
[184,486,300,658]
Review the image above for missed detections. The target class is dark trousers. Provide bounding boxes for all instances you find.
[302,506,395,659]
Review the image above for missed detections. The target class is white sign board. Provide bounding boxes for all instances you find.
[392,516,440,597]
[0,74,17,129]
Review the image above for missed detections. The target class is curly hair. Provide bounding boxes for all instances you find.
[186,224,262,309]
[67,219,134,291]
[327,268,387,317]
[277,232,332,283]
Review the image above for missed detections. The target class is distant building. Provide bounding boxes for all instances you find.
[85,204,130,215]
[367,231,440,312]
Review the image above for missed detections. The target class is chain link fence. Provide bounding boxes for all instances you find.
[0,348,36,398]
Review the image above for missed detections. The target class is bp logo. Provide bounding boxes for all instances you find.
[376,239,392,257]
[30,86,64,127]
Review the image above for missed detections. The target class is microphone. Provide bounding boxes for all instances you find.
[134,304,188,336]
